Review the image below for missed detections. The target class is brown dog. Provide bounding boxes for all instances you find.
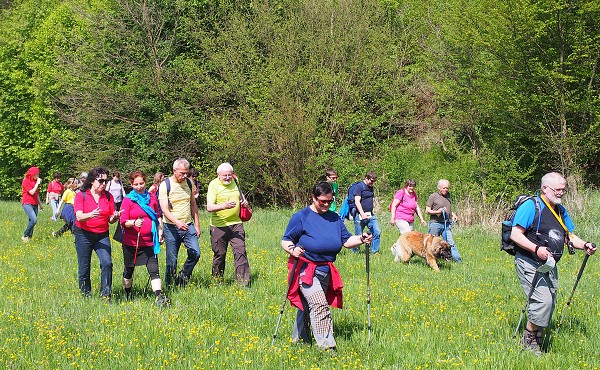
[390,231,452,272]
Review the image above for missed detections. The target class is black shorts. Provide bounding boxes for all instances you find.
[122,244,156,267]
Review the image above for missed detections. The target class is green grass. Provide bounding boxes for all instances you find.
[1,199,600,369]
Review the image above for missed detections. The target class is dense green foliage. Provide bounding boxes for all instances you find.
[2,199,600,368]
[1,0,599,206]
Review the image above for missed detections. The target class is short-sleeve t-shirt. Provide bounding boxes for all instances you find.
[158,178,195,225]
[426,192,452,223]
[74,190,115,233]
[512,197,574,261]
[62,189,76,205]
[207,177,241,227]
[329,182,339,212]
[282,206,352,264]
[393,188,419,223]
[22,178,39,205]
[353,181,374,213]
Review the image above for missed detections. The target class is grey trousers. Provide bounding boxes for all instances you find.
[514,252,558,328]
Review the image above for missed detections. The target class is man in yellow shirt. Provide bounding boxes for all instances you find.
[159,158,201,288]
[206,162,250,286]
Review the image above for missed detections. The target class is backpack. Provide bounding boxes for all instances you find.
[338,181,361,220]
[501,195,541,255]
[156,177,193,216]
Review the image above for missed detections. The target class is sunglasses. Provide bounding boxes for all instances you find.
[316,198,334,205]
[96,178,108,184]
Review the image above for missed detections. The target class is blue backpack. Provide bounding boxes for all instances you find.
[338,181,361,220]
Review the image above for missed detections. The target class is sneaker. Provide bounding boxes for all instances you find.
[521,329,543,356]
[155,293,171,307]
[21,236,30,243]
[52,231,58,237]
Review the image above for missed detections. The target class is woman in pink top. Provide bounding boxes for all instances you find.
[21,166,44,242]
[74,167,120,299]
[119,171,169,307]
[389,179,427,234]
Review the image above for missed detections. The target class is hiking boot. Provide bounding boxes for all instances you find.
[521,329,543,356]
[175,272,189,287]
[155,293,171,308]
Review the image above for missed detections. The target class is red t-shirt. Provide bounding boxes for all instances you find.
[74,190,115,233]
[47,180,64,194]
[119,194,159,247]
[22,178,39,205]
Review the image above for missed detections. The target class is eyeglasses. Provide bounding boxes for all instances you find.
[316,197,334,205]
[368,178,377,183]
[546,185,567,195]
[96,178,108,184]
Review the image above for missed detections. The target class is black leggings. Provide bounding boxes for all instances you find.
[122,245,160,280]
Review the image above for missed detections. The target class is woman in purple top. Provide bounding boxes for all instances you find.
[389,179,426,234]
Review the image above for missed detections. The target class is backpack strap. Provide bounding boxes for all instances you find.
[164,177,193,210]
[82,190,111,201]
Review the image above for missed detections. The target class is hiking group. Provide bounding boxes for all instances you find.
[20,164,596,355]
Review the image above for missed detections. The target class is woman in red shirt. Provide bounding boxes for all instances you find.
[21,166,43,242]
[119,171,169,307]
[46,172,64,221]
[74,167,120,299]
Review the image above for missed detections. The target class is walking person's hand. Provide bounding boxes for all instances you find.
[133,217,143,228]
[584,242,597,256]
[288,245,304,258]
[175,220,189,230]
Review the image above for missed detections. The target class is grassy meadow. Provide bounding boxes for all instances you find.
[1,197,600,369]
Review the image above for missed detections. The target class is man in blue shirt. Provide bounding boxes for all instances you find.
[511,172,596,355]
[352,171,381,254]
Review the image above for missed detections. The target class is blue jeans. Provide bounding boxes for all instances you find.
[74,228,113,297]
[49,198,59,221]
[353,214,381,253]
[22,204,39,238]
[429,221,462,262]
[163,223,200,286]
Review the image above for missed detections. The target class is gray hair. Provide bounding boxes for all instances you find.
[173,158,190,171]
[541,172,565,188]
[216,162,234,174]
[437,179,450,188]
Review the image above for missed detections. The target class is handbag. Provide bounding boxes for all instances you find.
[239,204,253,222]
[233,176,252,222]
[113,223,124,242]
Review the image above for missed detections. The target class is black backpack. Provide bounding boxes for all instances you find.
[501,195,540,255]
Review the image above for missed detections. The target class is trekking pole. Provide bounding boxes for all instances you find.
[133,230,141,265]
[513,270,540,339]
[556,251,593,333]
[272,257,299,346]
[365,237,372,342]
